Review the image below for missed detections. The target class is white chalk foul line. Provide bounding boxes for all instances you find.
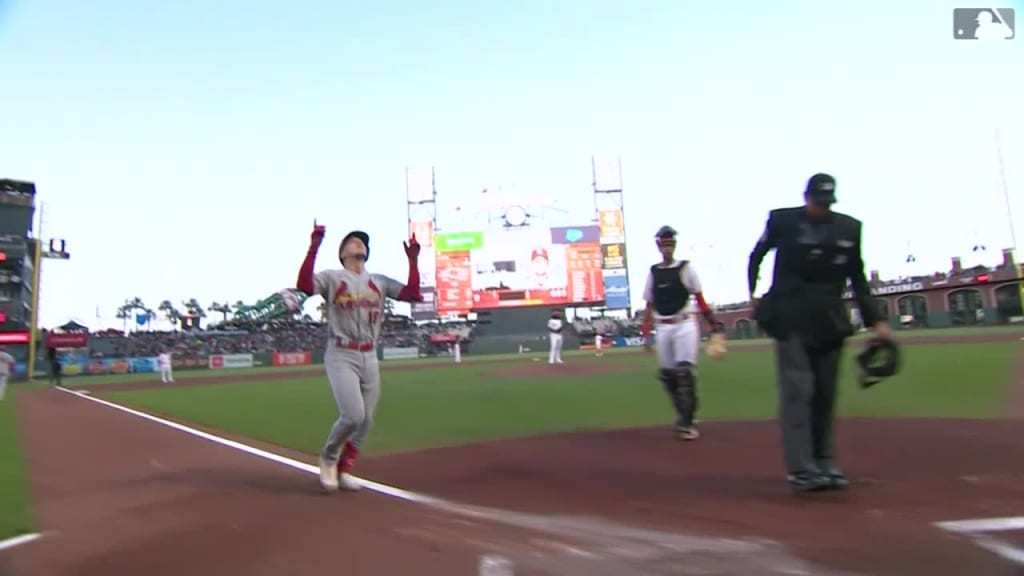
[54,387,833,575]
[934,517,1024,533]
[934,516,1024,566]
[54,387,436,506]
[0,532,43,553]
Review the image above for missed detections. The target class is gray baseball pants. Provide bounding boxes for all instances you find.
[774,335,843,475]
[320,346,382,463]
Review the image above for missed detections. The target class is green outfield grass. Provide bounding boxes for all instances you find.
[0,392,34,541]
[60,325,1024,388]
[103,342,1020,457]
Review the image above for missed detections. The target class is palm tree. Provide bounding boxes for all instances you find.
[182,298,206,330]
[158,300,182,330]
[384,298,395,317]
[208,302,232,322]
[317,300,327,322]
[118,297,148,331]
[115,301,131,333]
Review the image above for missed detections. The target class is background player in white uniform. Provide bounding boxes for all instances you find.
[296,222,423,492]
[547,310,564,364]
[594,333,604,357]
[157,350,174,383]
[0,346,14,401]
[641,225,726,441]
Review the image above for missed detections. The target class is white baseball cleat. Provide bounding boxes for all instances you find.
[319,457,339,491]
[338,473,362,492]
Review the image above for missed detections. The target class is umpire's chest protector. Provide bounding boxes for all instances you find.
[761,210,860,343]
[651,261,690,316]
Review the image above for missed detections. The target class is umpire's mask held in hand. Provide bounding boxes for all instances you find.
[856,338,901,389]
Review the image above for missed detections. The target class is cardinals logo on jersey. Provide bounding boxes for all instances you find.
[333,280,382,310]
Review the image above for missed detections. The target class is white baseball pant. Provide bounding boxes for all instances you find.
[549,333,563,363]
[655,318,699,369]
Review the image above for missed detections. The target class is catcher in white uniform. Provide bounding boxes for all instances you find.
[641,225,727,440]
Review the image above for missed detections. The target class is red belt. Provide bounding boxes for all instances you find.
[335,338,374,352]
[656,314,692,325]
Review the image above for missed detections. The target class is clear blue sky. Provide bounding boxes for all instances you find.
[1,0,1021,329]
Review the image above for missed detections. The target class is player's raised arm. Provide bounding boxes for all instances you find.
[394,233,424,302]
[297,221,326,296]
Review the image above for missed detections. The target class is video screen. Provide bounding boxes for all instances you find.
[434,225,605,313]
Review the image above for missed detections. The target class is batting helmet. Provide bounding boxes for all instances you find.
[340,230,370,262]
[856,338,901,389]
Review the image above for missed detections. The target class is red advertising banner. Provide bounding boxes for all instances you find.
[0,332,30,344]
[429,334,458,343]
[272,351,312,366]
[435,250,474,312]
[46,332,89,348]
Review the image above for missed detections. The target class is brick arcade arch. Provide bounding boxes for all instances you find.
[947,288,985,325]
[993,283,1023,322]
[874,298,891,322]
[896,294,929,328]
[735,318,756,339]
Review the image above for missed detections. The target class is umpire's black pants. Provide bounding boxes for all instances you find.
[775,335,843,475]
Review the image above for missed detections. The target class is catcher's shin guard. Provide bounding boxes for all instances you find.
[675,362,698,428]
[658,368,687,427]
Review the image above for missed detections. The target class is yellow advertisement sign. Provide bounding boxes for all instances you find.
[598,210,624,243]
[409,220,434,247]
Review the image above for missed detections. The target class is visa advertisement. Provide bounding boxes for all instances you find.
[433,225,606,314]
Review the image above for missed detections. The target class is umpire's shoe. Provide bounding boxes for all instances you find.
[818,463,848,490]
[787,471,831,493]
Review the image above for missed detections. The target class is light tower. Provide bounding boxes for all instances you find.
[591,156,632,312]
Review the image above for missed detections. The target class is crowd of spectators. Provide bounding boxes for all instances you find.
[571,316,643,338]
[85,317,477,359]
[69,312,660,360]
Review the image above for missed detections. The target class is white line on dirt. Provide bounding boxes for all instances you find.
[53,387,848,575]
[934,516,1024,566]
[0,532,43,553]
[934,517,1024,533]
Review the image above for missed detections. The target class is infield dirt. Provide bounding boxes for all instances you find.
[4,332,1024,575]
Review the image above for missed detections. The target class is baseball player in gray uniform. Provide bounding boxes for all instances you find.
[296,222,422,492]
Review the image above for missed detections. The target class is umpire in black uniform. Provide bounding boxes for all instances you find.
[747,173,892,492]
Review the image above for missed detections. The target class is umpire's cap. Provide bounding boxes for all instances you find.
[856,338,901,389]
[655,225,677,239]
[341,230,370,262]
[805,173,837,206]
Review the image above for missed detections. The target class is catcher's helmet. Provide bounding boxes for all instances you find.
[856,338,900,389]
[341,230,370,262]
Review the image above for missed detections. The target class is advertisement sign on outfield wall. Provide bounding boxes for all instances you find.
[88,358,131,375]
[613,335,651,348]
[382,347,419,360]
[209,354,255,370]
[129,357,159,373]
[272,351,312,366]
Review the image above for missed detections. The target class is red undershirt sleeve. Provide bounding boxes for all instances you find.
[297,247,317,296]
[396,258,422,302]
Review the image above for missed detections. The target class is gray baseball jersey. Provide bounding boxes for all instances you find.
[313,268,404,344]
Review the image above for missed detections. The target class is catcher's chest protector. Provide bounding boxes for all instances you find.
[651,261,690,316]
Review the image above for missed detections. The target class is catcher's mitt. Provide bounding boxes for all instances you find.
[705,333,728,359]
